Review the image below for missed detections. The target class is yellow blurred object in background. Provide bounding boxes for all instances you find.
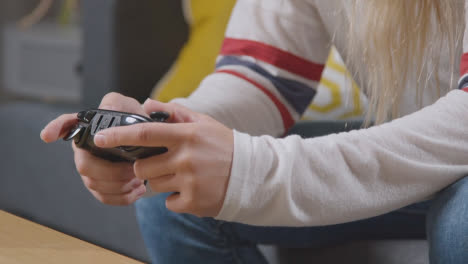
[152,0,237,102]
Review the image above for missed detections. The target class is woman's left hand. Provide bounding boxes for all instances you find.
[93,99,234,217]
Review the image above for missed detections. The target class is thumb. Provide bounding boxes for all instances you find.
[40,113,78,143]
[142,99,198,123]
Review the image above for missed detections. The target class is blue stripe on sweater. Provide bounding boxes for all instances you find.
[216,56,317,114]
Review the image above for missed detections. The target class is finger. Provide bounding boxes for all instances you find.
[99,92,147,117]
[82,175,144,195]
[142,99,197,123]
[165,192,195,214]
[94,122,195,148]
[41,113,78,143]
[73,144,135,181]
[89,185,147,206]
[147,174,180,194]
[134,151,178,180]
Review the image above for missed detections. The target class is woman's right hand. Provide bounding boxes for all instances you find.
[40,92,148,206]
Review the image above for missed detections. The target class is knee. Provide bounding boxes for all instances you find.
[135,193,174,231]
[427,176,468,262]
[134,193,187,262]
[135,193,226,263]
[135,193,219,236]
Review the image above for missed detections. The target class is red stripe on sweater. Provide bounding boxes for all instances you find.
[460,53,468,77]
[221,38,325,82]
[216,69,295,132]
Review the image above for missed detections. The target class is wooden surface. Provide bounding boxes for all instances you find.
[0,210,144,264]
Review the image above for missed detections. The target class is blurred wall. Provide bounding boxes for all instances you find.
[1,1,33,94]
[81,0,188,106]
[0,1,60,96]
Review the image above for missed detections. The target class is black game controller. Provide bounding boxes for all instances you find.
[64,109,169,162]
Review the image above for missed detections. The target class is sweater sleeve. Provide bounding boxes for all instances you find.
[172,0,329,136]
[214,1,468,226]
[217,90,468,226]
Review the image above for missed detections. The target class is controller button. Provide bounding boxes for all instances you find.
[78,110,96,123]
[150,112,170,122]
[84,111,97,123]
[77,111,86,120]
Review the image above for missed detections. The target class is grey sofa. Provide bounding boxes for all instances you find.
[0,1,428,263]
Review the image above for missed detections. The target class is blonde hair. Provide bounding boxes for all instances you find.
[19,0,79,29]
[19,0,54,29]
[347,0,464,124]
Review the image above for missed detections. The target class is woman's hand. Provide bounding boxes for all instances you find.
[40,92,149,205]
[94,99,234,217]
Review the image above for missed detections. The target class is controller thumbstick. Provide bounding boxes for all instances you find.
[150,112,170,122]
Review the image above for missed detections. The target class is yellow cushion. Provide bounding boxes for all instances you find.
[152,0,237,102]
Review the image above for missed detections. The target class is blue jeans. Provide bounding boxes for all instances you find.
[135,177,468,264]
